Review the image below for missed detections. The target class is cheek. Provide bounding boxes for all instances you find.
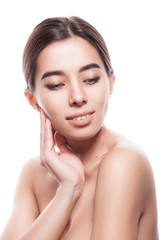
[37,92,65,118]
[40,96,66,132]
[92,84,110,110]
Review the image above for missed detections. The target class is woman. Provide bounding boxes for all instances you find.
[1,16,159,240]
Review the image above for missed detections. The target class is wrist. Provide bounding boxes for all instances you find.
[58,181,84,202]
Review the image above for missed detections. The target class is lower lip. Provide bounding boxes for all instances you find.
[67,113,94,127]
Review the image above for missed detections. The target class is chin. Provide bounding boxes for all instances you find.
[64,126,102,141]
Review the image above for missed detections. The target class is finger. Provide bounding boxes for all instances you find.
[55,132,71,154]
[44,117,55,152]
[40,110,46,165]
[40,110,45,153]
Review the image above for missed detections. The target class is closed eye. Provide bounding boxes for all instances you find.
[83,76,100,85]
[46,83,65,90]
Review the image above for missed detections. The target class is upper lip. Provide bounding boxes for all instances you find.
[66,111,94,120]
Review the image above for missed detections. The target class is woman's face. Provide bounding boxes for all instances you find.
[33,36,114,140]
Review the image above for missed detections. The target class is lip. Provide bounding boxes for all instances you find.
[66,111,95,127]
[66,111,94,120]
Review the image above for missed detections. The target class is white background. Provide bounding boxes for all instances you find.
[0,0,167,238]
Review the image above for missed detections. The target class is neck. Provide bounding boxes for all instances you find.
[66,126,107,164]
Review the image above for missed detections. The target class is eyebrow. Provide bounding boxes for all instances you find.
[41,70,64,80]
[41,63,101,80]
[79,63,101,72]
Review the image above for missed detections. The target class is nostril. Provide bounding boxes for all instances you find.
[72,100,86,106]
[70,96,87,106]
[72,101,78,105]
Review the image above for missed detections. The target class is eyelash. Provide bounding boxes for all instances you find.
[46,83,64,90]
[46,76,100,90]
[83,76,100,85]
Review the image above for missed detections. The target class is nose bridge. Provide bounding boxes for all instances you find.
[69,78,87,106]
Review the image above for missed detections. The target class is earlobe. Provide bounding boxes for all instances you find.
[24,88,40,112]
[24,90,28,98]
[112,75,115,83]
[109,75,115,96]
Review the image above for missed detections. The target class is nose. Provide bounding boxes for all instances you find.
[69,84,87,106]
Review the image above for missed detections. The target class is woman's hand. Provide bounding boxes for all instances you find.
[40,110,85,196]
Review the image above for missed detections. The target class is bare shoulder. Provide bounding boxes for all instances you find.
[14,155,52,203]
[18,155,49,182]
[102,130,154,177]
[98,133,156,204]
[13,156,43,201]
[0,156,47,239]
[92,133,158,239]
[101,138,152,173]
[19,156,59,213]
[20,155,40,174]
[17,156,42,185]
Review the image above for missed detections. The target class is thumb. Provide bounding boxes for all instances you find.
[55,132,71,153]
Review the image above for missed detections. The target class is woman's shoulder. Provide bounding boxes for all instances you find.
[94,129,158,236]
[18,156,53,190]
[103,128,150,168]
[102,142,152,178]
[18,156,58,207]
[100,128,154,192]
[20,156,45,176]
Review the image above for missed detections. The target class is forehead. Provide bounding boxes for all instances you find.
[36,36,105,73]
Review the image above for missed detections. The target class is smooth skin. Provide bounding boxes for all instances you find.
[1,37,159,240]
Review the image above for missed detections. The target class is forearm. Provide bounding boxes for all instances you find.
[18,185,80,240]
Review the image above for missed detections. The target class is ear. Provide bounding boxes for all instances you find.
[109,75,115,96]
[24,89,41,112]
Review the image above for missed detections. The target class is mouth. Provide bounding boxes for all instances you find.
[67,112,94,121]
[66,111,95,126]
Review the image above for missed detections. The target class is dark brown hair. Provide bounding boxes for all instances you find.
[23,16,113,92]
